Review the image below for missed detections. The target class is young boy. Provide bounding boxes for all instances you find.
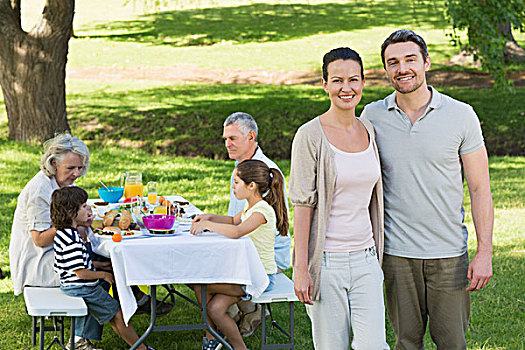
[51,186,155,350]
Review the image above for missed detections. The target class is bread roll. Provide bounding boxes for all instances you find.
[103,210,118,227]
[119,210,132,230]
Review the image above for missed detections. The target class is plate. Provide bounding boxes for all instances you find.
[94,230,142,240]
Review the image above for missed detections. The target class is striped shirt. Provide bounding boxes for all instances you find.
[54,227,97,286]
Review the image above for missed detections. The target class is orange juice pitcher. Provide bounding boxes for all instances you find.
[121,170,143,198]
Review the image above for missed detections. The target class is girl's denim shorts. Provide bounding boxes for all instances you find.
[241,273,276,301]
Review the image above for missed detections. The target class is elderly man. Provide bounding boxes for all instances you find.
[361,30,494,349]
[223,112,292,336]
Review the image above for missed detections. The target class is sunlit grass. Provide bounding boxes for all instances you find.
[0,136,523,348]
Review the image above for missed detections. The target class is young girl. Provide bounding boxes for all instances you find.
[51,186,156,350]
[190,159,288,350]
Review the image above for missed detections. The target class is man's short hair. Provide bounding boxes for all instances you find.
[223,112,258,140]
[381,29,429,68]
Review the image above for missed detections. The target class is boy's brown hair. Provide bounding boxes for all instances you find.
[51,187,88,230]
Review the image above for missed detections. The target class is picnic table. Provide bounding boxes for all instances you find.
[88,196,269,350]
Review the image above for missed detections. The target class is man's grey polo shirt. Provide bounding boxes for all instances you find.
[361,86,484,259]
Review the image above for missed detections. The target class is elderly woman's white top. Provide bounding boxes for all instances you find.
[9,171,60,295]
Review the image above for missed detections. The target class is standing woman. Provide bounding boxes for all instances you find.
[289,48,388,349]
[10,133,90,296]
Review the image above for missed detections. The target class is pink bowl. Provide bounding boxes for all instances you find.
[142,215,176,230]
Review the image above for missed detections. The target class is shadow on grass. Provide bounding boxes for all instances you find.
[66,84,524,160]
[78,1,448,46]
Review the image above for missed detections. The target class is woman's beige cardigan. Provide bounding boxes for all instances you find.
[289,116,384,301]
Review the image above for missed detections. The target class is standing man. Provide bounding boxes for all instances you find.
[361,30,494,349]
[223,112,292,336]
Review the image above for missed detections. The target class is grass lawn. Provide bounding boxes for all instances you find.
[24,0,525,72]
[0,139,523,348]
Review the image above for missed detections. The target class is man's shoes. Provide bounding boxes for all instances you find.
[66,338,103,350]
[202,337,221,350]
[238,304,269,337]
[135,297,174,317]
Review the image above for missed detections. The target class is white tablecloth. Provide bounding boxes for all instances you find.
[91,230,269,324]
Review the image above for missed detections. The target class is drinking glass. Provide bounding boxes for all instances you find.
[147,181,158,205]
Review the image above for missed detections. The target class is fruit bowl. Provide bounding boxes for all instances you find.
[142,215,176,231]
[98,187,124,203]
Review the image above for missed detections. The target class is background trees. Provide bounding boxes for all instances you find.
[445,0,525,88]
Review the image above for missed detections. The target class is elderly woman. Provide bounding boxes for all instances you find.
[9,133,171,350]
[10,133,90,296]
[8,134,108,349]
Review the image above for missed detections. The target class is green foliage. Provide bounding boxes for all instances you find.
[445,0,525,89]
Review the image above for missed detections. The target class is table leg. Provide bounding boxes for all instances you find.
[130,286,157,350]
[200,285,233,350]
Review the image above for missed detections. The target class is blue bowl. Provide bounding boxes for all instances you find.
[97,187,124,203]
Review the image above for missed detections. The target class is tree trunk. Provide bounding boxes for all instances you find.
[0,0,75,143]
[498,21,525,62]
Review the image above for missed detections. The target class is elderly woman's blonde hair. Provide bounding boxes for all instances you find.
[40,133,90,177]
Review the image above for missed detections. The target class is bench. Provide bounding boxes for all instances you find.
[251,273,299,350]
[24,287,88,350]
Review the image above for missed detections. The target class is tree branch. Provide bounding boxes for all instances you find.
[33,0,74,38]
[0,0,24,65]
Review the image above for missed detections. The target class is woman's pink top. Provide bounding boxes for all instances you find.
[324,140,380,252]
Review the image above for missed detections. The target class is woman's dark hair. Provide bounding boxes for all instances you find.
[51,187,88,230]
[380,29,429,68]
[322,47,364,81]
[236,160,289,235]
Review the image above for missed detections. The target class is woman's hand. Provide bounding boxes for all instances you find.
[294,269,313,305]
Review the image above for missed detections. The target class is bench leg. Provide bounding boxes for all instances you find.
[60,316,65,345]
[260,303,267,348]
[32,316,37,346]
[40,316,45,350]
[289,302,294,350]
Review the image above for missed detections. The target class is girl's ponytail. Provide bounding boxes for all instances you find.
[236,160,289,236]
[265,168,289,235]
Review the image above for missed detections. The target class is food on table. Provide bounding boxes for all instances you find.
[101,226,121,235]
[119,210,132,230]
[153,205,167,215]
[112,233,123,242]
[91,220,104,230]
[103,210,119,227]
